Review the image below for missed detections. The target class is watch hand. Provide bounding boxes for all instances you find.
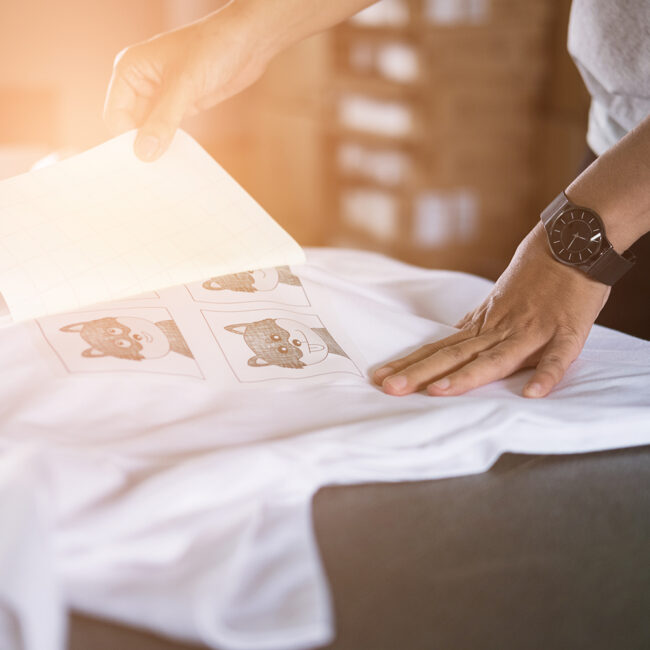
[567,233,579,249]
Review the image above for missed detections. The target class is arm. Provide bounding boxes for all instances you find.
[375,112,650,398]
[104,0,375,161]
[566,114,650,252]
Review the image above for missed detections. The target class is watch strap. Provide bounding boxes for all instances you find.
[540,191,568,229]
[584,245,636,286]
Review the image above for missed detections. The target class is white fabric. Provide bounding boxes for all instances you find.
[1,248,649,650]
[0,448,65,650]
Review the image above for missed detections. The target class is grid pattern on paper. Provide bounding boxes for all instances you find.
[0,131,304,322]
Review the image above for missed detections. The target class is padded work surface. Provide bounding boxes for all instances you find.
[69,446,650,650]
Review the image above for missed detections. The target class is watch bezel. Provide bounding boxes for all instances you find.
[541,191,635,286]
[548,206,605,267]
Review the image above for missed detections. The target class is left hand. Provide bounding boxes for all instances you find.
[373,223,610,398]
[103,7,272,161]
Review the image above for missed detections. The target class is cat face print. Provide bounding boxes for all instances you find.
[225,318,336,368]
[202,266,301,293]
[60,316,173,361]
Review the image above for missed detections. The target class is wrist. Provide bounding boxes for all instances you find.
[565,115,650,253]
[529,221,610,288]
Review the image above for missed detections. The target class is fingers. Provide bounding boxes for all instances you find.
[103,48,155,135]
[379,330,501,396]
[376,329,583,399]
[104,46,192,162]
[134,75,192,162]
[523,332,582,398]
[454,309,476,330]
[426,337,530,396]
[103,68,139,135]
[372,328,479,384]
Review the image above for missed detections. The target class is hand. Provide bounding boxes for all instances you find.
[104,7,270,161]
[373,223,610,398]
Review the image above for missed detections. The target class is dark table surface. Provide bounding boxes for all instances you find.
[69,445,650,650]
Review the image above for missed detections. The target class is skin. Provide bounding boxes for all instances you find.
[104,0,375,161]
[104,1,650,398]
[376,113,650,398]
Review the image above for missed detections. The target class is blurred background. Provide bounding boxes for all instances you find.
[0,0,590,282]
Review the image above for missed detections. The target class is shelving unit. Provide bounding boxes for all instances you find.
[324,0,557,278]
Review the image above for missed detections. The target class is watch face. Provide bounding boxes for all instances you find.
[549,209,603,265]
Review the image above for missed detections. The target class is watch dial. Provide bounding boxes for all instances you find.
[550,209,603,264]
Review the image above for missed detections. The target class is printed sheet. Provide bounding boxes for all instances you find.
[32,264,364,388]
[0,130,304,323]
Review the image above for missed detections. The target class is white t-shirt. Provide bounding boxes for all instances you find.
[568,0,650,155]
[1,249,650,650]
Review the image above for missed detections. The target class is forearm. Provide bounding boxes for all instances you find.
[202,0,375,65]
[567,112,650,252]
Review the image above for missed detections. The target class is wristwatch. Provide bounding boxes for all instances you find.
[540,192,636,286]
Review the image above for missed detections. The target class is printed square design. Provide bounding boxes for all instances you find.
[202,308,362,383]
[37,306,203,378]
[186,266,310,307]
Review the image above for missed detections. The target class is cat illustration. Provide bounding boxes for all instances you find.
[60,316,193,361]
[225,318,347,368]
[202,266,301,293]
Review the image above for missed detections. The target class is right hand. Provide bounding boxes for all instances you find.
[104,8,270,161]
[373,223,610,398]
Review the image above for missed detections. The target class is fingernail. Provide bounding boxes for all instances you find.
[524,382,542,398]
[135,134,160,161]
[384,375,408,393]
[374,367,393,382]
[431,377,450,391]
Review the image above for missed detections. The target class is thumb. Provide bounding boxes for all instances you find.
[134,76,191,162]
